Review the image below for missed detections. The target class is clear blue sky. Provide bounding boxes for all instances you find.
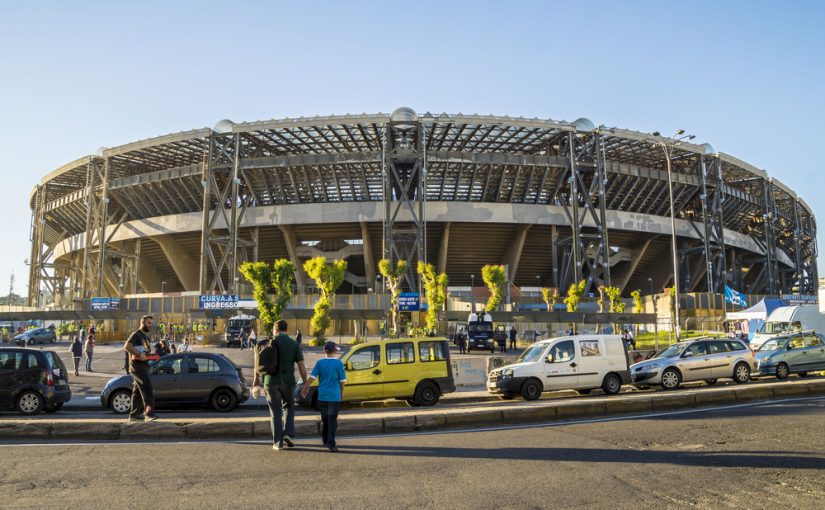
[1,0,823,296]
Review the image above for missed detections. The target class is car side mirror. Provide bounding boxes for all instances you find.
[787,344,793,351]
[546,356,553,363]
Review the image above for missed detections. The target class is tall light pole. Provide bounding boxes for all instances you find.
[160,281,166,320]
[650,130,695,340]
[470,274,475,313]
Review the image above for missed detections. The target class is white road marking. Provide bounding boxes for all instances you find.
[1,395,823,448]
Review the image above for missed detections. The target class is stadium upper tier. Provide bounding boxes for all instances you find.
[28,111,816,304]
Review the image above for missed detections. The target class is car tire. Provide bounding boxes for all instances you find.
[799,372,808,378]
[521,378,543,401]
[110,389,132,414]
[576,389,592,395]
[17,391,44,415]
[776,362,790,380]
[704,379,718,386]
[406,399,421,407]
[44,402,63,413]
[210,388,239,412]
[661,368,681,390]
[413,381,440,406]
[602,373,622,395]
[733,362,751,384]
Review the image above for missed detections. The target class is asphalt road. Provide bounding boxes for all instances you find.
[1,396,824,509]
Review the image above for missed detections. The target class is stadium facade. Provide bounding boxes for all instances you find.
[27,108,817,308]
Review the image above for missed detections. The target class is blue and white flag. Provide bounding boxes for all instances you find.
[724,285,748,307]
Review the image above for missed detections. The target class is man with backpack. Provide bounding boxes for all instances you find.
[253,319,307,451]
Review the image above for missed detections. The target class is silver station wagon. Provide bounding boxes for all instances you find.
[630,338,757,390]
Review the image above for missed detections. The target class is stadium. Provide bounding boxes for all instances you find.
[27,108,817,326]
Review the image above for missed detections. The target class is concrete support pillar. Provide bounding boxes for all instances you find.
[360,222,376,290]
[150,235,199,291]
[279,225,307,289]
[617,238,652,291]
[502,224,530,282]
[138,257,164,293]
[437,222,451,276]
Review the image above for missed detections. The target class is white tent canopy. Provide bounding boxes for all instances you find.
[726,299,772,321]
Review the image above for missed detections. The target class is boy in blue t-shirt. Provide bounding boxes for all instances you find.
[302,341,346,452]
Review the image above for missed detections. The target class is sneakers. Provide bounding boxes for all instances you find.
[328,445,339,453]
[283,436,295,448]
[273,443,283,451]
[144,414,158,422]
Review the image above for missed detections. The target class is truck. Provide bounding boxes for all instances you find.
[224,314,255,347]
[466,312,495,353]
[750,305,825,350]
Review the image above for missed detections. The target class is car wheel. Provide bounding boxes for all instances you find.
[661,368,681,390]
[704,379,718,386]
[602,373,622,395]
[210,388,238,412]
[521,378,543,401]
[733,362,751,384]
[406,399,421,407]
[776,363,790,380]
[17,391,44,415]
[413,381,440,407]
[110,390,132,414]
[799,372,808,378]
[44,402,63,413]
[576,389,592,395]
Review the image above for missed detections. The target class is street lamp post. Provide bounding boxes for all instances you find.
[160,281,166,320]
[470,274,475,314]
[648,277,659,349]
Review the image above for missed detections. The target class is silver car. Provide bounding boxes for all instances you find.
[630,338,756,390]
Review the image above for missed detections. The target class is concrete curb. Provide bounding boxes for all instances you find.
[3,379,824,441]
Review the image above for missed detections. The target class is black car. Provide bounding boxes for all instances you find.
[0,348,72,414]
[14,328,57,346]
[100,352,249,413]
[467,321,495,353]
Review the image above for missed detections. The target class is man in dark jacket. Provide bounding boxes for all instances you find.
[69,337,83,376]
[124,315,158,422]
[495,327,508,353]
[509,326,517,351]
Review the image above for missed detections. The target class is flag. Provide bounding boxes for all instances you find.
[724,285,748,307]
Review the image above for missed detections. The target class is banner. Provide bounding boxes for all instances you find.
[199,294,239,310]
[781,294,817,305]
[398,292,420,311]
[91,297,120,311]
[724,286,748,307]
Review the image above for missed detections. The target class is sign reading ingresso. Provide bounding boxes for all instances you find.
[199,295,239,310]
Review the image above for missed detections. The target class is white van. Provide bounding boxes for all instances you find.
[750,305,825,350]
[486,335,630,400]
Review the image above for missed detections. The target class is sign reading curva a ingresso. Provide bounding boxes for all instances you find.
[199,294,239,310]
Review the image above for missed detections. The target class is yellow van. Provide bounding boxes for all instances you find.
[300,338,455,407]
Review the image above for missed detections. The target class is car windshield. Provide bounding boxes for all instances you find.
[758,338,788,351]
[652,343,685,359]
[760,322,789,334]
[468,324,493,332]
[516,344,547,363]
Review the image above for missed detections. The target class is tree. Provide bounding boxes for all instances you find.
[481,264,507,311]
[564,280,586,312]
[605,286,626,313]
[418,261,449,334]
[631,289,644,314]
[303,257,347,344]
[378,258,408,336]
[239,259,296,335]
[541,288,559,311]
[597,285,607,313]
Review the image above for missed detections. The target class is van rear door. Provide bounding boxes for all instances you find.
[575,338,605,388]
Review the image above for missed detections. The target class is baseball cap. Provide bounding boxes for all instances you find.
[324,341,337,352]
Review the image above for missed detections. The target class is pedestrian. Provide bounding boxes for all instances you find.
[84,333,95,372]
[69,337,83,376]
[302,340,346,452]
[495,327,507,353]
[178,338,192,353]
[509,325,517,350]
[249,328,257,348]
[79,324,86,346]
[457,327,467,354]
[295,329,303,346]
[124,315,158,422]
[622,329,636,350]
[253,319,307,451]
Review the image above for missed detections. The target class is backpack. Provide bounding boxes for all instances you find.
[256,337,280,375]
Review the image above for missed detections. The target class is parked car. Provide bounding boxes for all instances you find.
[100,352,249,413]
[0,347,71,414]
[486,335,630,400]
[297,338,455,408]
[754,331,825,379]
[14,328,57,346]
[630,338,756,390]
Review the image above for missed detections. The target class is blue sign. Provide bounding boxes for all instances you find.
[398,292,420,311]
[91,297,120,311]
[199,294,239,310]
[724,286,748,307]
[782,294,817,305]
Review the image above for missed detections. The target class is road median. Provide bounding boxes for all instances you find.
[2,379,824,441]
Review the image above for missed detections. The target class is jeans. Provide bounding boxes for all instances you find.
[130,362,155,418]
[265,383,296,446]
[85,353,93,371]
[458,343,466,354]
[72,357,81,374]
[319,401,340,447]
